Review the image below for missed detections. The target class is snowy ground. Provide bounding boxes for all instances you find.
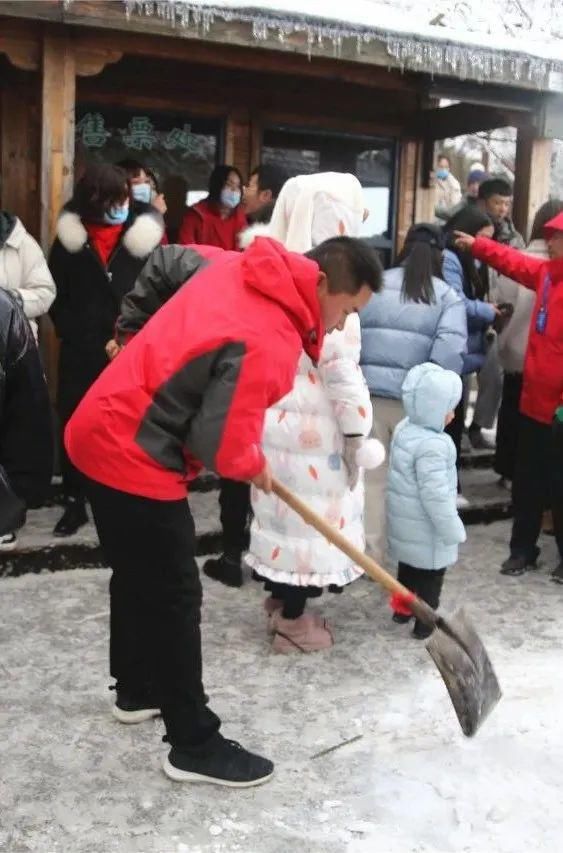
[1,521,562,853]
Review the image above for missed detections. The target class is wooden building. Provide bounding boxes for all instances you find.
[0,0,562,385]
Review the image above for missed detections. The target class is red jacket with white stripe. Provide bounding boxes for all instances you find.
[65,238,324,500]
[472,236,563,425]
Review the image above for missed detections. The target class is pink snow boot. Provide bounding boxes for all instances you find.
[271,612,333,654]
[264,596,283,615]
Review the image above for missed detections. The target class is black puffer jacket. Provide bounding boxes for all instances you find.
[0,288,53,533]
[48,203,164,420]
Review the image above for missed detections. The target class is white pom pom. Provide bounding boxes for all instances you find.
[355,438,385,470]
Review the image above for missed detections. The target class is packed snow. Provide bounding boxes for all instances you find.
[1,520,562,852]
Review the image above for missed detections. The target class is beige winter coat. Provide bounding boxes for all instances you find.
[434,173,462,219]
[495,238,548,374]
[0,217,55,338]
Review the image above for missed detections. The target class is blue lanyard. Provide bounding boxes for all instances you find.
[536,274,551,334]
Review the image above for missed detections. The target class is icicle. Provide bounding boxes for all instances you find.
[72,1,563,90]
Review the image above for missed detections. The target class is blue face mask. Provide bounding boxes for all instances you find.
[131,183,152,205]
[436,168,450,180]
[220,188,241,209]
[103,203,129,225]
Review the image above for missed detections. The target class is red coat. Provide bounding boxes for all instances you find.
[65,238,324,500]
[472,236,563,424]
[178,199,247,251]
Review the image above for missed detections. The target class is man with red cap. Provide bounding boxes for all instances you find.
[456,210,563,583]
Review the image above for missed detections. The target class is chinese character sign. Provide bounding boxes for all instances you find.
[122,117,157,150]
[76,113,111,148]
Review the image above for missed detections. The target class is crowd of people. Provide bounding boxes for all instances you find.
[1,154,562,787]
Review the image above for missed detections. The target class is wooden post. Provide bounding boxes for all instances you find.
[40,29,76,249]
[414,139,436,225]
[513,127,553,240]
[395,139,417,254]
[225,110,252,179]
[0,81,40,238]
[40,29,76,398]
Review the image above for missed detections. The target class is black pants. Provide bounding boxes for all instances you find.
[446,394,465,475]
[219,478,251,556]
[397,562,445,610]
[86,479,220,749]
[510,415,563,561]
[494,373,522,480]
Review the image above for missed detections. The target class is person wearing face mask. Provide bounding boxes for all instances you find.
[433,154,462,221]
[178,164,247,250]
[48,163,164,536]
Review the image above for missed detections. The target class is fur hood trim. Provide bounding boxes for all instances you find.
[56,210,164,257]
[122,212,164,258]
[238,222,271,250]
[56,211,88,254]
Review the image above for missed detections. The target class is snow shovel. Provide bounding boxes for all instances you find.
[271,477,501,737]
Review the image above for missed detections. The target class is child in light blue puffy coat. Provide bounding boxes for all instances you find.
[387,362,466,639]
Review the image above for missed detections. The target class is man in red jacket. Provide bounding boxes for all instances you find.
[456,212,563,581]
[65,235,382,787]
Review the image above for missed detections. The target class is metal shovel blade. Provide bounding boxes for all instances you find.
[426,607,502,737]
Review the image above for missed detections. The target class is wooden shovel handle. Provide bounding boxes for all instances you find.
[271,477,437,626]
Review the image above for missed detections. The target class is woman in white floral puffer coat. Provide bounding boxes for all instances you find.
[244,173,384,654]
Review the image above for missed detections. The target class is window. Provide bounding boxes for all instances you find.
[262,127,395,261]
[75,106,223,202]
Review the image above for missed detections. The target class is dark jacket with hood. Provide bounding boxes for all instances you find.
[48,202,164,419]
[65,238,324,500]
[0,289,53,534]
[115,243,225,344]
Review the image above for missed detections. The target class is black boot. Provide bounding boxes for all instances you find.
[203,553,243,587]
[500,553,539,576]
[551,562,563,585]
[412,569,445,640]
[53,497,88,537]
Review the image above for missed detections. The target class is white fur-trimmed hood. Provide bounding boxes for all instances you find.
[56,209,164,258]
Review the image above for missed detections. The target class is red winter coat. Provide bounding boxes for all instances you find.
[65,238,324,500]
[178,199,247,251]
[472,236,563,424]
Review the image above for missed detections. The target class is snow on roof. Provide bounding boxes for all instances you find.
[123,0,563,89]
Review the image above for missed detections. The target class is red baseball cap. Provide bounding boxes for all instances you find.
[543,212,563,238]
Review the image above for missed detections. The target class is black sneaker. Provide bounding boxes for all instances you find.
[53,498,88,537]
[500,554,538,576]
[163,733,274,788]
[109,685,161,724]
[203,554,243,588]
[551,563,563,585]
[392,612,412,624]
[412,620,434,640]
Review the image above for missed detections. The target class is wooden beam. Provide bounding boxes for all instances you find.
[0,0,555,92]
[0,18,40,70]
[407,102,531,141]
[512,128,553,239]
[40,29,76,249]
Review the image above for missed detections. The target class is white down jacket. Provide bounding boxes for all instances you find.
[247,312,372,587]
[0,215,55,338]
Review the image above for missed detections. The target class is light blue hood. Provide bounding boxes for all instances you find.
[401,363,462,433]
